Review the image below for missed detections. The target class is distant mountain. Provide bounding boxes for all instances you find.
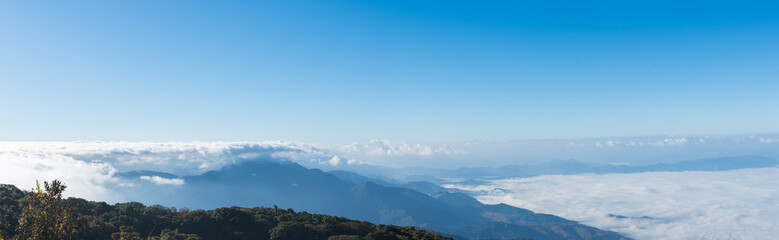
[329,170,451,195]
[110,156,776,239]
[432,192,482,207]
[116,160,630,240]
[364,155,779,181]
[329,170,396,186]
[631,155,779,172]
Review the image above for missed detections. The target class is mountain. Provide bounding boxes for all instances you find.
[363,155,779,181]
[329,170,452,195]
[116,160,630,240]
[631,155,779,172]
[0,184,449,240]
[432,192,482,207]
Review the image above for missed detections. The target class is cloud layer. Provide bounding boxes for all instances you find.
[0,141,327,202]
[447,168,779,240]
[339,139,465,156]
[0,149,118,201]
[140,176,185,186]
[0,141,326,174]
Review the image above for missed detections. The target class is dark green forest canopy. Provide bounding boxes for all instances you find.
[0,184,450,240]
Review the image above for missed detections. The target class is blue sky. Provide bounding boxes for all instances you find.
[1,1,778,143]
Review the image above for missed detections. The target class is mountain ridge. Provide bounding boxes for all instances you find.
[115,160,629,240]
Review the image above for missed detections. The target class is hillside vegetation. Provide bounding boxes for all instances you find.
[0,181,449,240]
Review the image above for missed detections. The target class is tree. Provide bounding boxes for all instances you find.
[14,180,77,240]
[0,184,25,239]
[328,235,363,240]
[269,221,305,240]
[149,229,202,240]
[111,226,143,240]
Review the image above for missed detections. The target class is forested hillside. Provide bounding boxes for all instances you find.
[0,182,449,240]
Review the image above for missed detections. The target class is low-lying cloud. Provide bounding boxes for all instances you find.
[447,168,779,240]
[139,176,185,186]
[0,141,328,202]
[339,139,466,157]
[0,150,119,202]
[0,141,326,175]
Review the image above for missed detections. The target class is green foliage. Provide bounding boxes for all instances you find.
[148,229,202,240]
[111,226,143,240]
[14,180,77,240]
[0,181,450,240]
[328,235,363,240]
[269,221,306,240]
[0,184,25,239]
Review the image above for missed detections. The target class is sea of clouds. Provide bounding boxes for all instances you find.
[336,134,779,167]
[2,140,778,239]
[447,168,779,240]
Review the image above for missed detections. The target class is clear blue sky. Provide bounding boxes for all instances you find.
[1,1,778,143]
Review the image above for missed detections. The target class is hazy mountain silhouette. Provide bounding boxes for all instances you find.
[117,160,630,240]
[355,155,779,181]
[329,170,451,195]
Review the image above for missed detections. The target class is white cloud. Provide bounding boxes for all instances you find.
[339,139,465,156]
[649,137,689,146]
[139,176,184,186]
[447,168,779,240]
[586,136,736,149]
[312,155,361,166]
[760,138,778,144]
[0,150,119,202]
[327,156,341,166]
[0,141,327,202]
[0,141,326,176]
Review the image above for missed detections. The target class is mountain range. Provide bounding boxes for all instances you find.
[334,155,779,183]
[119,160,630,240]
